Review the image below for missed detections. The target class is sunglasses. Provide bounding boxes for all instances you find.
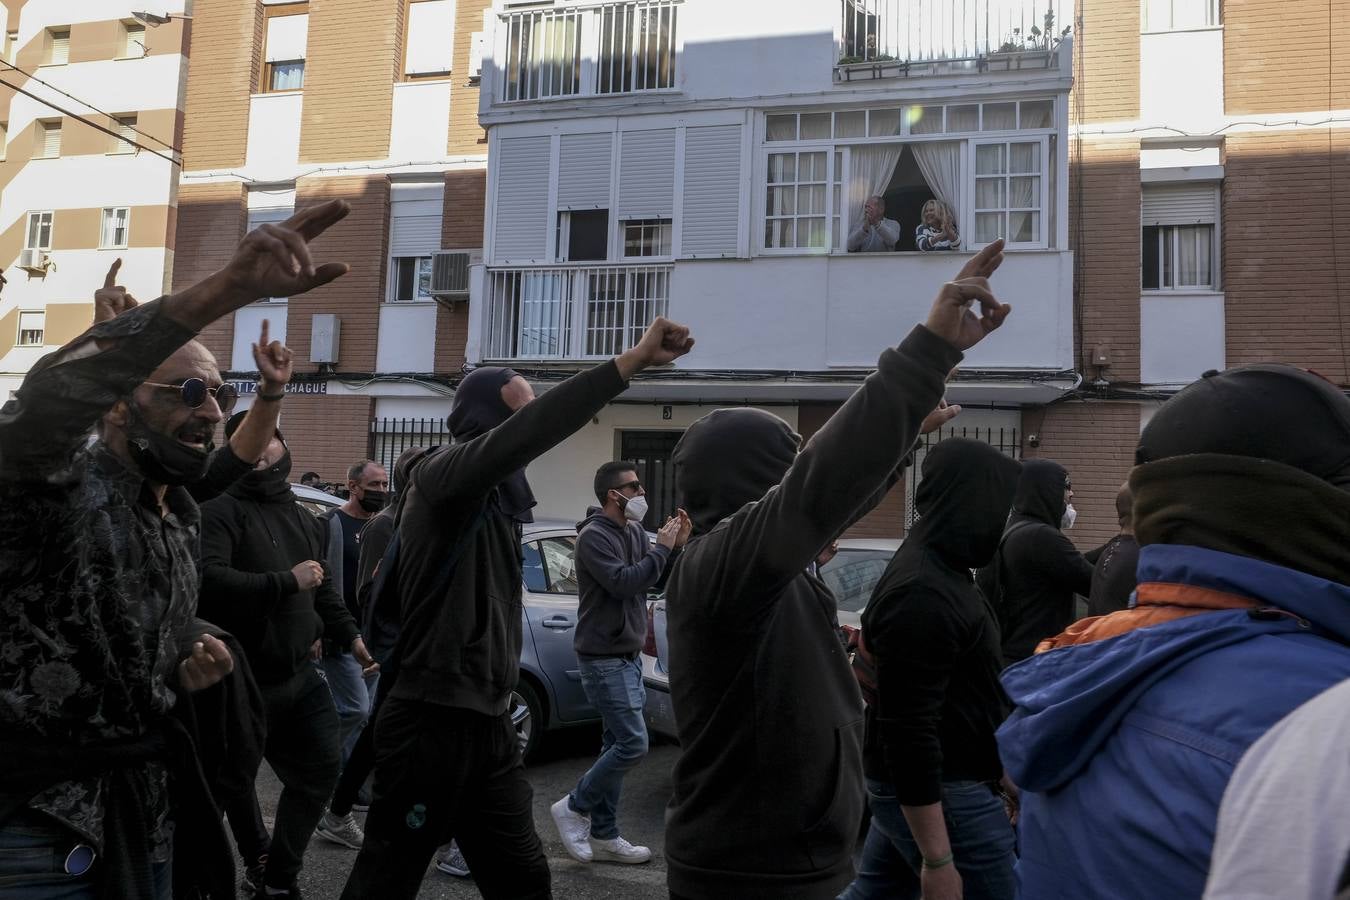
[143,378,239,414]
[613,480,643,493]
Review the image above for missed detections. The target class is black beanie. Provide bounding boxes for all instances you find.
[1136,364,1350,491]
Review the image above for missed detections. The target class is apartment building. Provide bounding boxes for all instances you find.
[175,0,492,481]
[468,0,1349,547]
[0,1,188,398]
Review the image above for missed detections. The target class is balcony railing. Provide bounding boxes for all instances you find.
[499,0,679,102]
[483,264,672,360]
[839,0,1062,68]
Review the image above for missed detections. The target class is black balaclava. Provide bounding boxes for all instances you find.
[124,401,214,486]
[909,438,1022,571]
[447,367,536,523]
[1012,458,1069,528]
[224,411,295,503]
[673,408,800,535]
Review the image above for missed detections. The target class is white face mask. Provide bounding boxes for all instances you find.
[1061,504,1078,531]
[621,494,648,523]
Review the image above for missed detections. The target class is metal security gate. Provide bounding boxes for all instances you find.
[903,424,1021,528]
[370,417,451,489]
[619,430,682,531]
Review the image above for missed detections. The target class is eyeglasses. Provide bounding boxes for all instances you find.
[143,378,239,414]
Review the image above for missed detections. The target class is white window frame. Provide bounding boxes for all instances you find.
[25,211,54,250]
[109,115,137,154]
[388,255,435,303]
[1142,0,1222,33]
[17,311,44,347]
[761,148,833,255]
[1141,223,1219,292]
[619,217,673,260]
[554,209,611,263]
[970,136,1050,250]
[101,207,131,249]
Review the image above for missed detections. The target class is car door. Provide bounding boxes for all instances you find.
[520,533,595,723]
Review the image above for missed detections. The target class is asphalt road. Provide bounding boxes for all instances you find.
[252,724,681,899]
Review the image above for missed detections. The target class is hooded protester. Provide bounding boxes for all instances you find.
[841,439,1022,900]
[663,240,1012,900]
[997,365,1350,900]
[341,320,695,900]
[200,415,375,899]
[980,458,1092,665]
[1085,481,1139,617]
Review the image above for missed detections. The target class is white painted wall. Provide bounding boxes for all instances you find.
[665,250,1073,372]
[374,395,451,420]
[1,150,175,231]
[232,303,289,372]
[390,81,454,163]
[525,400,800,522]
[674,0,836,102]
[376,303,439,372]
[1140,292,1225,386]
[0,248,168,325]
[6,55,186,138]
[1140,29,1224,131]
[245,93,304,181]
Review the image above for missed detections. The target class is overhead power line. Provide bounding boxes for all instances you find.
[0,78,179,165]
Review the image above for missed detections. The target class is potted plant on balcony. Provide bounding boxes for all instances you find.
[987,11,1069,70]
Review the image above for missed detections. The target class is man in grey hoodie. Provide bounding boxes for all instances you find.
[551,461,688,865]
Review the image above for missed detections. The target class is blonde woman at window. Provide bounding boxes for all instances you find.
[848,195,901,253]
[917,200,961,252]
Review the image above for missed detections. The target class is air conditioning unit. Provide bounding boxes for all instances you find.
[431,250,480,302]
[18,249,51,273]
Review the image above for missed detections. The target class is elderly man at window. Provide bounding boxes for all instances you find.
[848,196,901,253]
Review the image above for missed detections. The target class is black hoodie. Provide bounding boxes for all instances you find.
[199,452,358,685]
[989,458,1092,665]
[573,506,672,656]
[664,325,962,900]
[861,439,1021,805]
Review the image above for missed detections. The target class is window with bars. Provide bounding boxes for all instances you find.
[25,212,53,250]
[100,208,130,249]
[584,267,669,356]
[123,21,146,57]
[35,120,60,159]
[110,114,137,154]
[765,151,829,250]
[974,140,1044,246]
[621,218,672,258]
[45,28,70,65]
[390,256,434,302]
[597,1,678,94]
[17,312,44,347]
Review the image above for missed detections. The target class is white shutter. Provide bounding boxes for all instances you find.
[492,136,552,263]
[266,14,308,62]
[680,125,742,258]
[405,0,455,75]
[390,184,445,255]
[49,31,69,65]
[124,23,145,57]
[1142,184,1219,225]
[618,129,676,219]
[557,133,612,210]
[247,207,293,230]
[42,122,61,157]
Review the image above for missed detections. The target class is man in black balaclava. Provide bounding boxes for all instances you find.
[342,319,695,900]
[981,457,1092,666]
[200,415,375,900]
[997,364,1350,900]
[663,240,1012,900]
[842,439,1022,900]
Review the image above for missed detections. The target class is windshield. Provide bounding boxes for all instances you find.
[820,549,895,613]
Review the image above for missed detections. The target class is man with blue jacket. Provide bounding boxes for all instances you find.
[997,364,1350,899]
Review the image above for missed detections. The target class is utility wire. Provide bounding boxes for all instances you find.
[0,57,180,154]
[0,79,178,165]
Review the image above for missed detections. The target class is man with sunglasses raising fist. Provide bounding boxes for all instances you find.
[0,200,353,900]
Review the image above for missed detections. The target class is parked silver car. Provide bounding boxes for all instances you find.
[640,538,901,742]
[291,483,343,516]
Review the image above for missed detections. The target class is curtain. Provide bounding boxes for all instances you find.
[848,145,905,231]
[766,115,797,141]
[911,141,961,223]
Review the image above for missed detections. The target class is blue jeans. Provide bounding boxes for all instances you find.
[568,656,648,841]
[318,653,378,765]
[840,779,1016,900]
[0,811,171,899]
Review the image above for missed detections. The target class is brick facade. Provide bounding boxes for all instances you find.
[1222,129,1350,382]
[180,0,259,170]
[435,168,487,372]
[280,394,375,484]
[289,176,390,374]
[1021,401,1140,550]
[798,402,909,541]
[299,0,401,163]
[1225,0,1349,116]
[173,182,248,365]
[1073,0,1140,124]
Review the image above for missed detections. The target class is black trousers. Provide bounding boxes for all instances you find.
[339,697,551,900]
[257,666,342,889]
[330,664,399,817]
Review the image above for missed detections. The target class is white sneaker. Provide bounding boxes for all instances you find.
[588,835,652,865]
[549,796,592,863]
[315,810,364,850]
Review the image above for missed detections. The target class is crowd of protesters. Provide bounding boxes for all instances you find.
[1,204,1347,900]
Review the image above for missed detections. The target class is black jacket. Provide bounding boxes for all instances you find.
[1087,533,1139,617]
[200,466,358,685]
[861,439,1021,805]
[988,459,1092,665]
[573,507,672,656]
[392,361,628,716]
[663,326,962,900]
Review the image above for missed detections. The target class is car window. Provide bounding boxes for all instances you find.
[821,549,895,613]
[521,541,548,593]
[539,537,579,594]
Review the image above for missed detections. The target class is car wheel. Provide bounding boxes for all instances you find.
[511,679,543,762]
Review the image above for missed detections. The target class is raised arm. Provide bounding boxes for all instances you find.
[712,242,1010,605]
[576,527,673,598]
